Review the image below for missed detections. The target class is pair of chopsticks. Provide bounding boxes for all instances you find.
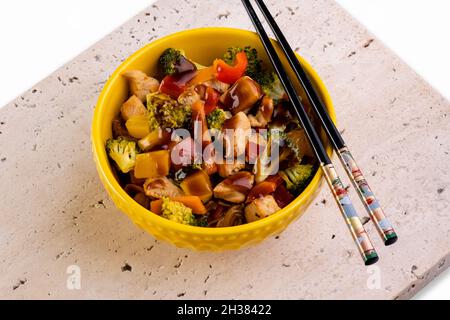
[242,0,398,265]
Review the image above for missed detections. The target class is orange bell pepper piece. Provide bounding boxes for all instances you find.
[187,66,217,86]
[150,196,207,215]
[180,171,213,202]
[134,150,170,179]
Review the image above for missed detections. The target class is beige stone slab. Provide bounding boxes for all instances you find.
[0,0,449,299]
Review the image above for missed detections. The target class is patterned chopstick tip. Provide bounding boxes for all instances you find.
[339,148,398,245]
[322,164,379,265]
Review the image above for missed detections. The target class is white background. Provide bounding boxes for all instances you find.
[0,0,448,299]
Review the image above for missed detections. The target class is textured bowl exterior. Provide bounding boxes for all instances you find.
[92,27,336,252]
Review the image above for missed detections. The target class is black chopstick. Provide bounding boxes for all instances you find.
[254,0,398,246]
[241,0,379,265]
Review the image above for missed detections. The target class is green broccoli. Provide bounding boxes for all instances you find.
[161,197,197,226]
[223,47,245,64]
[159,103,192,129]
[159,48,197,75]
[194,216,209,227]
[268,124,287,144]
[206,108,227,130]
[261,73,286,102]
[280,164,314,192]
[146,92,192,129]
[159,48,183,75]
[106,137,138,173]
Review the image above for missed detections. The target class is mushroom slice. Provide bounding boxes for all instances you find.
[248,96,274,128]
[245,195,281,223]
[220,76,263,115]
[143,177,184,199]
[112,118,130,139]
[213,171,254,203]
[122,70,160,102]
[133,193,151,209]
[216,205,245,227]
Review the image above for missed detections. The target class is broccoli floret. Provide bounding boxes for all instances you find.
[261,73,286,102]
[159,103,192,129]
[106,137,138,173]
[206,108,227,130]
[194,216,209,227]
[268,125,287,145]
[159,48,198,75]
[147,92,170,130]
[161,197,197,226]
[159,48,184,75]
[280,164,314,192]
[146,92,191,129]
[223,47,244,64]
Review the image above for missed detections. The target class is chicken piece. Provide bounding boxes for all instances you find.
[220,76,263,115]
[213,171,254,203]
[120,95,147,121]
[203,79,230,94]
[177,87,201,106]
[217,161,245,178]
[223,112,251,157]
[248,96,274,128]
[245,195,281,223]
[286,128,315,158]
[122,70,160,102]
[143,177,184,199]
[169,137,196,170]
[246,130,267,164]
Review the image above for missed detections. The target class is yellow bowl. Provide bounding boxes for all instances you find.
[92,27,335,251]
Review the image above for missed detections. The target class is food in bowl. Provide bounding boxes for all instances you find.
[105,46,318,228]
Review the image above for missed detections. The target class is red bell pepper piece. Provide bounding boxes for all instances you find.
[159,71,196,99]
[246,174,284,203]
[265,174,284,187]
[204,86,220,115]
[273,184,294,208]
[246,181,276,203]
[213,51,248,84]
[159,75,185,99]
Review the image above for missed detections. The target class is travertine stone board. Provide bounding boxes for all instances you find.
[0,0,449,299]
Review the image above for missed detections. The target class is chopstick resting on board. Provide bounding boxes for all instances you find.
[254,0,398,246]
[241,0,379,265]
